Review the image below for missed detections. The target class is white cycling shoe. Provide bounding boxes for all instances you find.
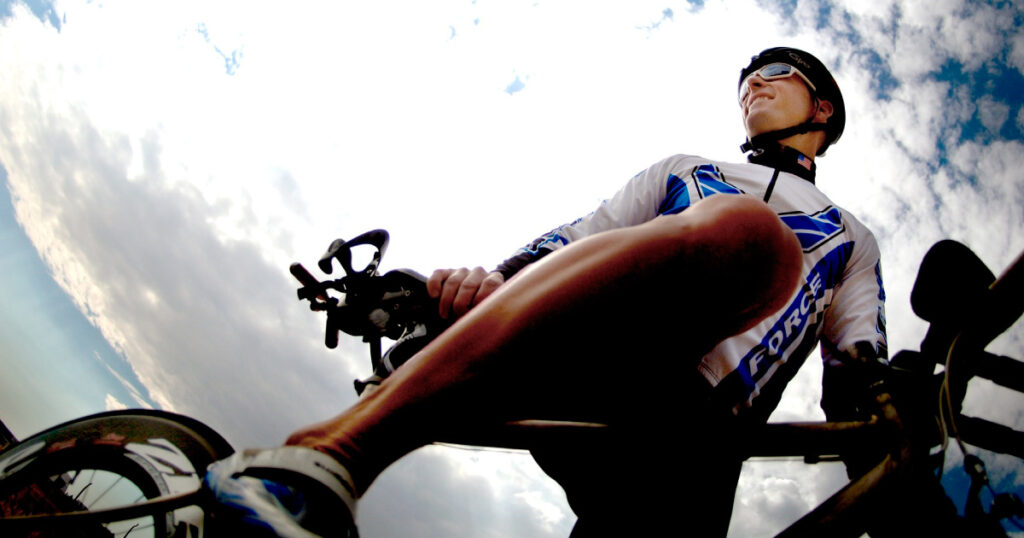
[204,446,359,537]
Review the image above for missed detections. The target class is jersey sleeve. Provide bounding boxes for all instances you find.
[820,225,888,420]
[821,228,888,362]
[494,159,678,279]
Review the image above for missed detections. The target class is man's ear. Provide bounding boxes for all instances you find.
[815,99,834,122]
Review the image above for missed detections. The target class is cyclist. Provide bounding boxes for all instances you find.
[205,47,887,537]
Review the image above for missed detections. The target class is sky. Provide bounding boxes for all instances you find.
[0,0,1022,536]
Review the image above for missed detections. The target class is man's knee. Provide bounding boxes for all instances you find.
[701,194,799,267]
[658,194,802,332]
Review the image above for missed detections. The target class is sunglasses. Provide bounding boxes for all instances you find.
[738,63,816,105]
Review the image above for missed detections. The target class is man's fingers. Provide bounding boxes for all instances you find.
[474,272,505,305]
[437,268,468,318]
[429,267,504,319]
[450,267,489,318]
[436,267,484,319]
[427,268,455,299]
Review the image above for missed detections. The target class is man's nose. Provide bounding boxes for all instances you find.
[741,75,767,104]
[746,75,767,91]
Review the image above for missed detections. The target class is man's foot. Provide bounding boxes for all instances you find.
[203,446,358,537]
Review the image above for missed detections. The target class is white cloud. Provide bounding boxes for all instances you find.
[0,39,358,447]
[963,378,1024,432]
[842,0,897,19]
[934,2,1012,72]
[94,351,154,409]
[942,140,1024,265]
[977,96,1010,135]
[842,0,1022,86]
[729,460,849,537]
[1011,28,1024,73]
[104,393,128,411]
[360,446,572,538]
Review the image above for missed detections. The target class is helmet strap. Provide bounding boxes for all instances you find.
[742,93,831,155]
[740,122,827,154]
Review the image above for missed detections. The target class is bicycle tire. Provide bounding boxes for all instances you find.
[0,410,234,537]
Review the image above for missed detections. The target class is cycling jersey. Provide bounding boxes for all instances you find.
[495,153,887,421]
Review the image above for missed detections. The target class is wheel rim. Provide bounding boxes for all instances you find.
[1,446,172,537]
[0,411,233,537]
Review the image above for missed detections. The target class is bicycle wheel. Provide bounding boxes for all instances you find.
[0,410,234,537]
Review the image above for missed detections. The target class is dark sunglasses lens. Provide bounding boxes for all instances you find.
[761,63,794,79]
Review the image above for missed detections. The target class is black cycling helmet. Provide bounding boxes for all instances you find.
[739,47,845,156]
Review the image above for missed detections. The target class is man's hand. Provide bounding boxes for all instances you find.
[427,267,505,319]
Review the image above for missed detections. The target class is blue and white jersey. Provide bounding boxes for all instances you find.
[496,154,887,420]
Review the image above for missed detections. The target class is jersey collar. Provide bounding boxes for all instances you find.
[746,144,817,183]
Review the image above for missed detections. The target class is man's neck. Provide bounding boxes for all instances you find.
[777,131,825,160]
[747,144,817,182]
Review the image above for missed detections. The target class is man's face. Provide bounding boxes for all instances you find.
[739,70,817,139]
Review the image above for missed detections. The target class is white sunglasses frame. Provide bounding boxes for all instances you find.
[738,63,817,106]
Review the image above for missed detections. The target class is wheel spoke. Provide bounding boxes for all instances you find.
[93,473,126,505]
[72,480,93,503]
[120,521,140,537]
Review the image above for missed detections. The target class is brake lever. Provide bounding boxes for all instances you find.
[291,263,333,309]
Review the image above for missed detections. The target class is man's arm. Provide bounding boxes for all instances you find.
[820,229,889,476]
[820,240,888,415]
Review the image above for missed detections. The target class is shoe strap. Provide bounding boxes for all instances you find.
[238,446,358,518]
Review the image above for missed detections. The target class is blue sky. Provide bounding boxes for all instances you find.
[0,0,1022,536]
[0,164,157,434]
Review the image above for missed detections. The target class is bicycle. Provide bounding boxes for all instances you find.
[0,229,1021,537]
